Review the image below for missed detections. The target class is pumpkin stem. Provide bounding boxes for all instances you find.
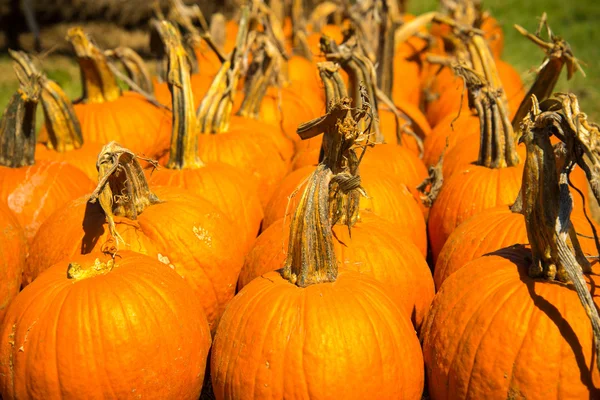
[322,35,383,143]
[297,62,370,228]
[153,20,204,170]
[282,164,336,287]
[67,27,122,104]
[430,28,519,168]
[67,258,115,281]
[196,6,250,134]
[0,67,40,168]
[237,35,284,120]
[104,47,154,94]
[516,95,600,372]
[291,0,312,59]
[511,15,584,135]
[89,142,161,251]
[376,1,401,98]
[439,0,483,27]
[9,50,84,153]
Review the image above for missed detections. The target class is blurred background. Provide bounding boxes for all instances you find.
[0,0,598,119]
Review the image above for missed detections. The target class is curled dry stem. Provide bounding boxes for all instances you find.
[89,142,161,253]
[9,49,84,152]
[512,15,585,134]
[0,68,40,168]
[516,96,600,372]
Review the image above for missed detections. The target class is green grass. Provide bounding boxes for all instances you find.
[0,0,598,122]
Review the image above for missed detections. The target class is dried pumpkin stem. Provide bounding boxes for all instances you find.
[0,69,40,168]
[237,35,282,119]
[67,258,115,281]
[89,142,161,250]
[9,50,84,152]
[376,2,400,98]
[105,47,154,94]
[153,20,204,170]
[511,18,583,135]
[291,0,312,60]
[323,36,383,143]
[196,6,250,134]
[282,164,337,287]
[67,27,121,104]
[517,97,600,372]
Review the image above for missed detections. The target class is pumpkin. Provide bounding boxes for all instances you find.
[427,31,523,260]
[0,70,94,240]
[0,251,211,400]
[211,165,424,400]
[26,143,244,332]
[44,27,172,158]
[422,96,600,399]
[239,212,434,330]
[435,21,584,176]
[0,202,26,323]
[160,11,289,208]
[435,206,600,289]
[147,21,263,254]
[422,247,600,399]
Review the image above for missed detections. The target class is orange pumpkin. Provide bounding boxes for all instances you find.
[422,247,600,399]
[49,28,172,158]
[148,21,263,254]
[423,103,600,399]
[0,251,211,399]
[264,164,428,255]
[427,32,524,260]
[26,143,244,332]
[435,207,600,289]
[211,165,424,399]
[0,202,26,322]
[0,72,94,240]
[239,212,434,330]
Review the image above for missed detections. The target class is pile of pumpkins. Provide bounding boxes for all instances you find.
[0,0,599,399]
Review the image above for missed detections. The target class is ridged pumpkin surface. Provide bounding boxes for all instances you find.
[263,165,427,255]
[34,142,104,181]
[26,186,244,331]
[428,164,523,262]
[0,160,94,239]
[434,207,600,289]
[212,269,424,400]
[149,164,263,254]
[422,247,600,399]
[238,214,434,329]
[0,202,26,322]
[68,92,172,158]
[0,251,211,400]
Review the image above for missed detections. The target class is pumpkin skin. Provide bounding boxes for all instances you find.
[148,163,264,254]
[434,207,600,289]
[238,213,434,329]
[0,202,27,323]
[0,251,211,400]
[428,163,523,262]
[25,186,244,331]
[421,247,600,399]
[423,113,479,167]
[69,92,172,158]
[0,160,95,239]
[193,118,291,208]
[424,60,524,128]
[211,269,425,400]
[263,165,428,255]
[34,141,104,181]
[154,73,214,108]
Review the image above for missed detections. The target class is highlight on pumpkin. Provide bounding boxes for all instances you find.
[0,1,599,399]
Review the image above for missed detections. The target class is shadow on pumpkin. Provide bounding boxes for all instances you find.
[489,244,600,395]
